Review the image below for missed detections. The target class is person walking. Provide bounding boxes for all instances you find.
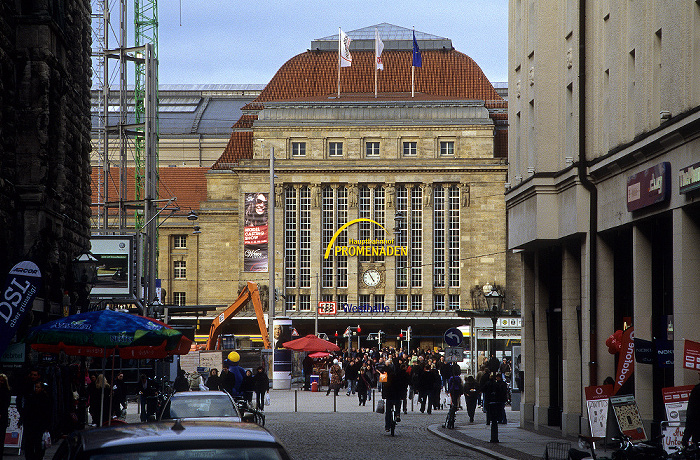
[345,358,360,396]
[138,374,157,422]
[241,369,255,406]
[302,354,313,391]
[326,359,343,397]
[205,368,221,391]
[252,366,269,410]
[356,364,371,406]
[463,375,479,423]
[0,373,11,460]
[111,372,127,418]
[19,380,51,460]
[381,356,403,432]
[173,369,190,392]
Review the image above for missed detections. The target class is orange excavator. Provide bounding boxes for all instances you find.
[205,281,271,350]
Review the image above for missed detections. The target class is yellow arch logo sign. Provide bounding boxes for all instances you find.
[323,218,408,259]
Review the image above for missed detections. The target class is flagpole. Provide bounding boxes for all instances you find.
[337,27,341,98]
[374,28,378,98]
[412,66,415,98]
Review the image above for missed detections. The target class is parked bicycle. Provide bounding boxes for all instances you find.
[234,397,265,426]
[442,402,458,429]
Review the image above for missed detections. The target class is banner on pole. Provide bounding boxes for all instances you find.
[0,261,42,357]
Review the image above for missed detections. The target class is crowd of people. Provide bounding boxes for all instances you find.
[304,346,513,431]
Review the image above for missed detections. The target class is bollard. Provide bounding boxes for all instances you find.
[333,392,337,412]
[489,402,499,443]
[372,389,375,412]
[294,390,297,412]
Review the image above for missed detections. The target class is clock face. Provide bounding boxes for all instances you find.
[363,269,381,287]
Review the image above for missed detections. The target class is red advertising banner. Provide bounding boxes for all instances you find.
[614,327,634,394]
[683,339,700,370]
[318,301,337,316]
[243,192,269,272]
[662,385,694,422]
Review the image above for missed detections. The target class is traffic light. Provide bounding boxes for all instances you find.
[377,330,384,345]
[347,325,361,335]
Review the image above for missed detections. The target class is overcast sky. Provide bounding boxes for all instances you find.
[150,0,507,86]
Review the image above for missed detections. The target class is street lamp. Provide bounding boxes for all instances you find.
[71,252,98,314]
[483,284,504,360]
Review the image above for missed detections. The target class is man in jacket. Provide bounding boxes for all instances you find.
[252,366,270,410]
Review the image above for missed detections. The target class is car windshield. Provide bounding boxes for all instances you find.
[91,447,284,460]
[167,394,237,418]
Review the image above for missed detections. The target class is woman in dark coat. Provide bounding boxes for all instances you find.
[19,381,51,460]
[356,365,371,406]
[205,368,221,391]
[252,366,269,410]
[0,373,10,460]
[463,375,479,423]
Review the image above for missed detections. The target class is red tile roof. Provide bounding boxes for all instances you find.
[91,167,208,216]
[213,49,507,169]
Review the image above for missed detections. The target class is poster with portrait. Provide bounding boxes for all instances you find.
[243,192,269,272]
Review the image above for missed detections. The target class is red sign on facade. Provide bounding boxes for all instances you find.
[683,339,700,370]
[626,162,671,212]
[318,301,337,315]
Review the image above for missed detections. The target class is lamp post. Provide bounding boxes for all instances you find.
[72,252,98,314]
[483,284,504,360]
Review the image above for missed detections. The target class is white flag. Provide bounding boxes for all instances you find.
[375,28,384,70]
[339,28,352,67]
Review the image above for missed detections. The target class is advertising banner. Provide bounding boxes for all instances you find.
[610,394,647,442]
[4,396,22,454]
[683,339,700,371]
[662,385,694,423]
[634,337,654,364]
[585,385,613,438]
[272,318,292,389]
[656,339,674,367]
[243,192,269,272]
[0,261,42,357]
[614,327,634,394]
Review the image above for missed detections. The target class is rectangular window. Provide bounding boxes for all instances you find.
[292,142,306,157]
[403,141,417,156]
[173,261,186,279]
[299,294,311,311]
[448,186,460,287]
[321,294,334,303]
[411,294,423,311]
[396,187,408,288]
[374,294,384,309]
[285,187,297,288]
[396,294,408,312]
[329,142,343,157]
[299,187,311,288]
[322,187,334,288]
[410,186,423,288]
[286,294,296,312]
[337,294,348,306]
[365,142,380,157]
[358,294,371,307]
[448,294,460,310]
[173,235,187,249]
[434,294,445,311]
[336,187,348,288]
[433,185,445,287]
[440,141,454,156]
[173,292,186,306]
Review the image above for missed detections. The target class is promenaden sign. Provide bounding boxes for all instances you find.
[324,218,408,259]
[0,261,42,356]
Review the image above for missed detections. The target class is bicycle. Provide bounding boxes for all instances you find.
[442,402,458,429]
[234,397,265,426]
[668,442,700,460]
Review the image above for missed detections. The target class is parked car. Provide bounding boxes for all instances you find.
[51,420,292,460]
[158,390,242,422]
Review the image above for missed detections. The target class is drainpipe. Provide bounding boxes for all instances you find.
[579,0,599,386]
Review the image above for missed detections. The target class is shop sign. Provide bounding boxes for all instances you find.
[662,385,694,423]
[680,161,700,194]
[318,301,337,315]
[627,162,671,212]
[324,218,408,259]
[339,303,390,314]
[610,394,647,442]
[634,337,654,364]
[585,384,613,438]
[683,339,700,370]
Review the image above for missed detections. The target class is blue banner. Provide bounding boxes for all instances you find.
[655,339,674,367]
[634,337,655,364]
[0,261,42,356]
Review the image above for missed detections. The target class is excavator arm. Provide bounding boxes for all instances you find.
[206,281,271,350]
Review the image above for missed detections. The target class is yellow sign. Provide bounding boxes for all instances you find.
[323,218,408,259]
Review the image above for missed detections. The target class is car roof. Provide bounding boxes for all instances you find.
[170,390,231,398]
[77,421,279,452]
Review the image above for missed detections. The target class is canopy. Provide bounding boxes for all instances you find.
[25,309,192,358]
[308,351,330,358]
[282,334,340,352]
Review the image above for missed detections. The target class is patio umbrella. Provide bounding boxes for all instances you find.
[282,334,340,352]
[308,351,330,358]
[25,309,192,358]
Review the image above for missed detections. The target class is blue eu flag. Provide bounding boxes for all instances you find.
[412,30,422,68]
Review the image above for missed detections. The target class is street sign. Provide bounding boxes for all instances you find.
[444,327,463,347]
[445,346,464,363]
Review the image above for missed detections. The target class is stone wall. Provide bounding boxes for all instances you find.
[0,1,92,321]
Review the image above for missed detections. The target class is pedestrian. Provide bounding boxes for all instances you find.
[206,368,221,391]
[356,364,370,406]
[302,354,313,391]
[0,373,10,460]
[220,367,234,395]
[241,369,255,406]
[463,375,479,423]
[326,359,343,396]
[683,375,700,447]
[19,380,51,460]
[138,374,156,422]
[381,356,404,432]
[429,364,442,411]
[417,362,431,413]
[90,374,111,426]
[112,372,127,418]
[173,369,190,392]
[252,366,269,410]
[345,358,360,396]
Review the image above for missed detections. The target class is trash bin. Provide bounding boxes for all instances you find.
[310,375,320,386]
[311,381,319,392]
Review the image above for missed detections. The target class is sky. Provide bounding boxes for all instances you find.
[148,0,508,86]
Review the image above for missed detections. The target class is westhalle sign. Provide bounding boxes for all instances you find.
[324,218,408,259]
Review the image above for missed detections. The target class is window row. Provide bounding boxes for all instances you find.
[286,140,456,158]
[283,294,460,312]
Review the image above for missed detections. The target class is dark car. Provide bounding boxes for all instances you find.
[158,390,242,422]
[52,420,292,460]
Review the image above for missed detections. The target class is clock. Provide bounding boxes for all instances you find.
[362,269,381,287]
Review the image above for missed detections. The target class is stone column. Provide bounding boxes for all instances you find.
[422,183,434,310]
[520,251,536,426]
[347,183,359,305]
[533,249,551,429]
[632,224,653,426]
[561,243,582,437]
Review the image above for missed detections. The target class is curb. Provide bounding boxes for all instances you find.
[427,424,520,460]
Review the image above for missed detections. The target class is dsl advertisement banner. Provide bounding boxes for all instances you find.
[0,261,42,357]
